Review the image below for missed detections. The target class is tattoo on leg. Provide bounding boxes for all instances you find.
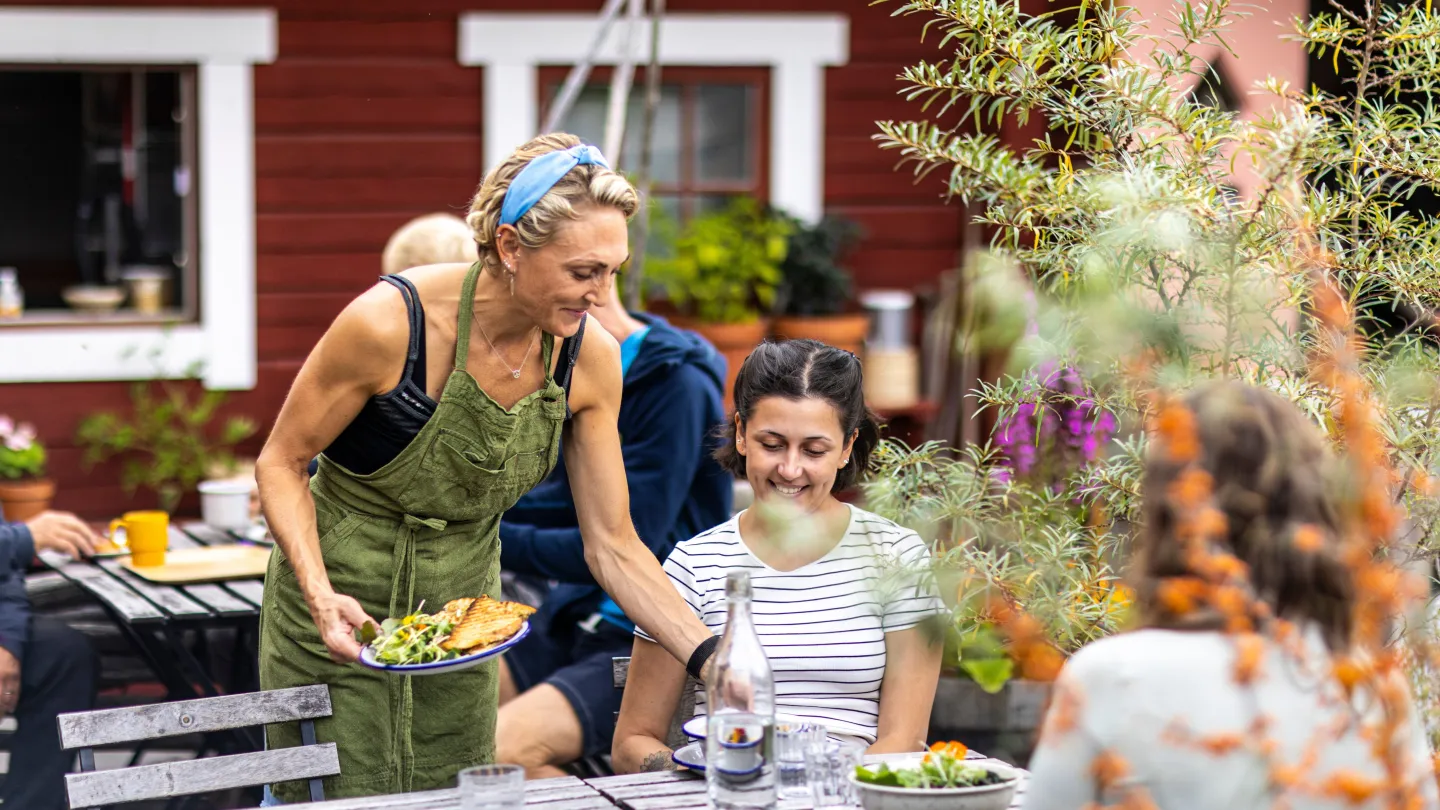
[641,750,678,772]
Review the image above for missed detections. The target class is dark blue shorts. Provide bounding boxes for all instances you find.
[504,608,636,759]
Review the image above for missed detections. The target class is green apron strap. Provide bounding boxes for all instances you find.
[454,261,485,370]
[387,513,449,794]
[540,330,555,380]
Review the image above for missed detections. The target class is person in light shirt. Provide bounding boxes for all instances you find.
[1024,381,1440,810]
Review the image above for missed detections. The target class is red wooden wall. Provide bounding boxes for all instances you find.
[3,0,964,519]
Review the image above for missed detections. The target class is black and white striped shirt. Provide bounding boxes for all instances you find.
[637,505,944,743]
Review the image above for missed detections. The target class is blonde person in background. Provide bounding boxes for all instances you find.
[381,213,479,275]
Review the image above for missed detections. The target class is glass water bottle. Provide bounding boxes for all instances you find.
[704,570,777,809]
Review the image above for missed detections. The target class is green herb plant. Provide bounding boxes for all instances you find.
[645,197,792,324]
[77,359,257,514]
[774,214,863,317]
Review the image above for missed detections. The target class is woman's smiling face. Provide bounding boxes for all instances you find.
[737,395,854,514]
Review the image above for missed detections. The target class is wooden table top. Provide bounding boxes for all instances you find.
[38,522,267,624]
[278,755,1030,809]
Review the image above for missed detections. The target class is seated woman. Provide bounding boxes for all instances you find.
[612,339,946,773]
[1025,381,1440,809]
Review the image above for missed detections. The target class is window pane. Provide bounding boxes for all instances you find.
[633,193,681,260]
[550,84,682,185]
[0,68,189,313]
[692,194,743,219]
[694,84,754,183]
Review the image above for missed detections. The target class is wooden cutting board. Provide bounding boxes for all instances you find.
[121,545,273,584]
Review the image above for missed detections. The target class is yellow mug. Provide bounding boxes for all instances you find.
[110,511,169,567]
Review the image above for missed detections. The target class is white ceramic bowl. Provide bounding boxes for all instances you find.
[62,285,125,312]
[850,761,1018,810]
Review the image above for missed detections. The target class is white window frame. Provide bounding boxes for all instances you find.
[458,13,848,224]
[0,7,276,390]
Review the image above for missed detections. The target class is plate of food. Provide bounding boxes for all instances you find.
[670,740,706,772]
[358,596,535,675]
[850,743,1018,810]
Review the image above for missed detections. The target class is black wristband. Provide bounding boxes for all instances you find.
[686,635,721,680]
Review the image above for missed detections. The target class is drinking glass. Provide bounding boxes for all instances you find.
[458,764,524,810]
[803,739,864,809]
[774,721,825,800]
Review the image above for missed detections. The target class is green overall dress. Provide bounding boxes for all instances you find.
[258,262,566,802]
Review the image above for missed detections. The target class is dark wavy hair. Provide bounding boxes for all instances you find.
[714,339,882,493]
[1135,381,1354,651]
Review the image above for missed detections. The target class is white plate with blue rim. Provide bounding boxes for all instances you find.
[682,715,707,740]
[358,621,530,676]
[671,741,706,771]
[683,714,826,741]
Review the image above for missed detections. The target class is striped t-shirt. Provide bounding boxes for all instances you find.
[636,504,945,743]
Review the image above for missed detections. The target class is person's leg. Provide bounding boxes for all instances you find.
[1,617,99,810]
[495,684,585,779]
[496,622,632,779]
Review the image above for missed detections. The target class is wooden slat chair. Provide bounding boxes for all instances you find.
[58,685,339,809]
[612,656,700,750]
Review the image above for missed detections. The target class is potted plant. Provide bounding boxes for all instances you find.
[77,374,258,515]
[770,214,871,356]
[0,417,53,521]
[646,196,793,402]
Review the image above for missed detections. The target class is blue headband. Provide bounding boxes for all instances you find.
[499,144,612,226]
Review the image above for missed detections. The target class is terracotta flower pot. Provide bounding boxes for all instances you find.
[771,313,871,356]
[0,477,55,522]
[675,318,771,407]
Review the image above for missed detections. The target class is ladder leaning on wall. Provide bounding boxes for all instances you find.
[541,0,666,309]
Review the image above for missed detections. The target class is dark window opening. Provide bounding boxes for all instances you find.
[0,66,197,322]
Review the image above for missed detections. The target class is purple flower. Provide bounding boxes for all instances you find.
[991,366,1115,488]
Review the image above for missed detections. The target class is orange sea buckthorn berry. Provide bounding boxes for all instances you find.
[1321,770,1383,804]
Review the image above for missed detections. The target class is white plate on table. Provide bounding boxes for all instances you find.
[683,714,829,741]
[671,740,706,771]
[358,621,530,676]
[682,715,707,740]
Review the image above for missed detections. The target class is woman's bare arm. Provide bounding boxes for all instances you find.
[563,328,717,669]
[612,636,691,773]
[870,625,944,754]
[255,282,409,662]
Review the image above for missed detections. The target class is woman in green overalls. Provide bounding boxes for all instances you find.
[253,134,720,802]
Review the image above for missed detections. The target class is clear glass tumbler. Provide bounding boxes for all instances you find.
[774,721,826,800]
[803,739,864,809]
[458,763,524,810]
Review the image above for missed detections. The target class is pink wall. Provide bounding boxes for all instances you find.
[1123,0,1309,197]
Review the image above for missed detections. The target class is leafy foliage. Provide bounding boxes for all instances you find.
[0,417,45,481]
[864,0,1440,690]
[77,377,257,514]
[774,214,863,317]
[645,197,792,324]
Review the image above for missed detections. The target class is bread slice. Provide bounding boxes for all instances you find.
[440,596,536,652]
[440,598,475,625]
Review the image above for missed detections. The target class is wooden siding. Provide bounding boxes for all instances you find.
[5,0,968,518]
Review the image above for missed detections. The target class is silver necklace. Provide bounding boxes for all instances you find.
[475,319,538,379]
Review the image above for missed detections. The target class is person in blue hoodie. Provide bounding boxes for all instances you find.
[0,509,101,810]
[494,292,731,778]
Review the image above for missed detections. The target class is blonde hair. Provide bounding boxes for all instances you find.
[381,213,479,275]
[466,133,638,276]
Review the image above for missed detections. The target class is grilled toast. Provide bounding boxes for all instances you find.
[440,596,536,652]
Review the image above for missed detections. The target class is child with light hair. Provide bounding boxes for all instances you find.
[380,212,478,275]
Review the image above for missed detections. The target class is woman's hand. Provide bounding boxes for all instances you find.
[309,591,375,663]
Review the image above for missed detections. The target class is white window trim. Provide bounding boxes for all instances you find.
[458,13,849,224]
[0,7,276,390]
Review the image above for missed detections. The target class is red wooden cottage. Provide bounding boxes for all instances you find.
[0,0,972,518]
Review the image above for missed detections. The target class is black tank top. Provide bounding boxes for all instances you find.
[322,274,585,476]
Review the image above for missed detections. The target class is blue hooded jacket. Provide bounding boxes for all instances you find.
[499,312,732,632]
[0,517,35,665]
